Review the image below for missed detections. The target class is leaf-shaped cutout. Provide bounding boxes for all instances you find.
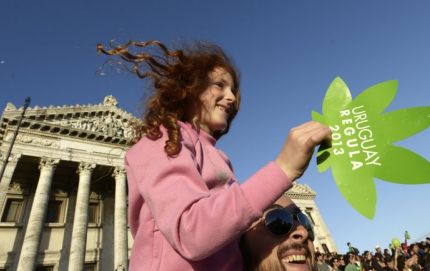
[312,110,332,171]
[316,149,332,172]
[311,111,326,124]
[322,77,352,116]
[332,164,376,219]
[374,145,430,184]
[352,80,398,114]
[379,107,430,143]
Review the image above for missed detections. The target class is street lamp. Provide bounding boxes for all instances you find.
[0,97,31,181]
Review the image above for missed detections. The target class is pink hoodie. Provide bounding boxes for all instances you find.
[125,121,292,270]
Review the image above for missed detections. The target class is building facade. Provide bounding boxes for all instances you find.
[286,183,337,253]
[0,96,336,270]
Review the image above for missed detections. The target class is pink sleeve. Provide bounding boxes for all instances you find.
[125,131,292,261]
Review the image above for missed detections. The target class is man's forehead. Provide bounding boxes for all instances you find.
[268,195,300,212]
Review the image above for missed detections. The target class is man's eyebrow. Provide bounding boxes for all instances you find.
[293,207,301,213]
[266,204,283,210]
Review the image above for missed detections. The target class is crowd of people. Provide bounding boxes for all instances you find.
[316,239,430,271]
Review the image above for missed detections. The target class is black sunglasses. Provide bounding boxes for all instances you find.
[264,208,315,241]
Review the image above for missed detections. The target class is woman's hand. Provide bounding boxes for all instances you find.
[275,121,331,181]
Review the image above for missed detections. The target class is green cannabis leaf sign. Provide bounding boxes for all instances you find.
[312,77,430,219]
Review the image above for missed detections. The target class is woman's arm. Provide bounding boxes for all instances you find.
[126,128,292,260]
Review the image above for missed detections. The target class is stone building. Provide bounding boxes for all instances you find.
[286,183,337,253]
[0,96,336,270]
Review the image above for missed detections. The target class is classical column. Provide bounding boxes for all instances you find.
[17,157,59,271]
[0,153,21,211]
[113,167,128,270]
[68,162,96,271]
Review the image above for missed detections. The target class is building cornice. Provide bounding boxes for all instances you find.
[0,95,141,147]
[285,183,317,200]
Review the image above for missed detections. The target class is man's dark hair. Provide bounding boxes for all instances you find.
[384,255,393,263]
[329,257,338,267]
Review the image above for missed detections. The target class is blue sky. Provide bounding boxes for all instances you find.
[1,0,429,253]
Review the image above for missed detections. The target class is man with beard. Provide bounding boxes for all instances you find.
[240,195,317,271]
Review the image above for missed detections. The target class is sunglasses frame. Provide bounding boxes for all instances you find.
[263,207,315,241]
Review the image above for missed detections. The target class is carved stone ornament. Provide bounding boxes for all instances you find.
[90,191,101,200]
[77,162,96,174]
[5,102,17,111]
[39,157,60,170]
[57,113,135,139]
[285,183,317,200]
[112,167,126,179]
[289,183,316,195]
[8,153,22,163]
[9,182,24,193]
[103,95,118,106]
[0,152,20,163]
[14,134,60,148]
[4,133,13,142]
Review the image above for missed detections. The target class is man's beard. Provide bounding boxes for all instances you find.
[253,243,318,271]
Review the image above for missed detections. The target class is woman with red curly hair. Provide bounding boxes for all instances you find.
[97,40,331,271]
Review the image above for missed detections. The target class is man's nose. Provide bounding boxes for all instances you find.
[289,224,309,242]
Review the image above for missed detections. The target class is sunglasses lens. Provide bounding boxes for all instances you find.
[264,209,293,235]
[297,212,315,241]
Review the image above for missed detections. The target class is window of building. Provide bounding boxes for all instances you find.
[1,197,24,223]
[305,207,316,225]
[88,201,101,225]
[35,266,54,271]
[84,263,97,271]
[45,198,67,224]
[322,243,330,253]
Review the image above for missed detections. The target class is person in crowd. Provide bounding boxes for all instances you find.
[397,253,420,271]
[409,244,420,257]
[362,250,374,271]
[402,243,409,256]
[385,254,397,271]
[240,194,317,271]
[397,253,407,271]
[373,250,387,271]
[316,252,332,271]
[337,255,346,271]
[344,252,360,271]
[408,243,424,269]
[375,245,383,258]
[385,248,392,256]
[422,253,430,271]
[97,40,331,271]
[348,243,360,255]
[329,257,342,271]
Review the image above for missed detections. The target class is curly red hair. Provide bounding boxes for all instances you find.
[97,40,241,157]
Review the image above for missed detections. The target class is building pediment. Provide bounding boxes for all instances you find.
[286,183,317,200]
[1,95,140,146]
